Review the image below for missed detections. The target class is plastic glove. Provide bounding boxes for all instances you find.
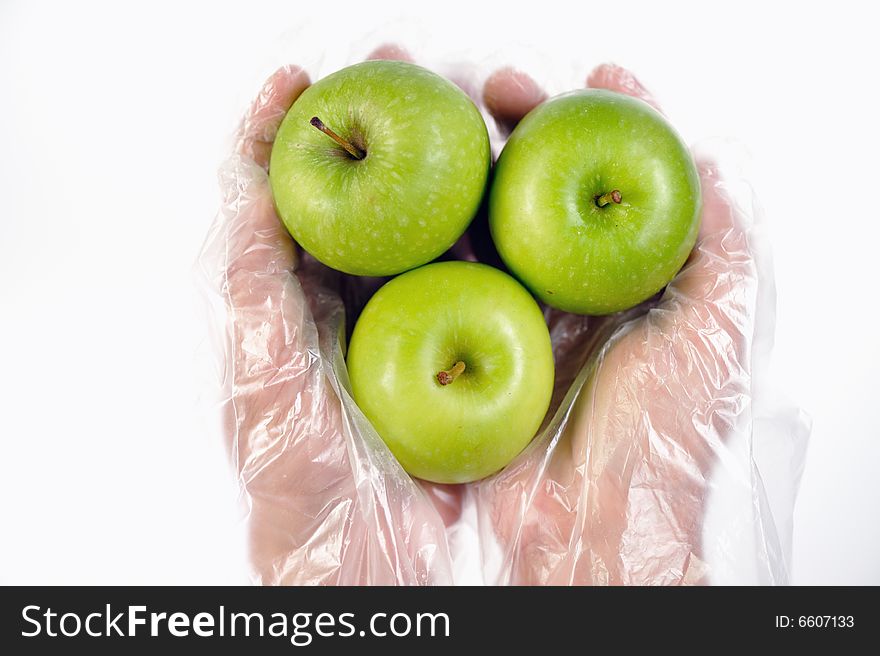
[201,47,801,585]
[476,65,756,585]
[201,47,459,584]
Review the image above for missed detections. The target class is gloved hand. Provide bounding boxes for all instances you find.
[476,65,755,585]
[201,46,764,585]
[204,46,463,585]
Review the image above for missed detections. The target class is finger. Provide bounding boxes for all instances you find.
[586,63,662,113]
[238,65,311,168]
[663,159,752,312]
[483,67,547,132]
[222,159,297,296]
[226,66,311,288]
[366,43,414,62]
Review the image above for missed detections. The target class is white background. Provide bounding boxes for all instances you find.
[1,0,877,585]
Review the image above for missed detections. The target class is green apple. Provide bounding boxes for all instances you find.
[489,89,701,315]
[269,60,490,276]
[346,261,554,483]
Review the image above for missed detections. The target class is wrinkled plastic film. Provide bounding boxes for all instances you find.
[472,145,809,584]
[198,44,809,585]
[200,154,454,584]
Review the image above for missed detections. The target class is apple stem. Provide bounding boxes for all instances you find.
[437,361,466,386]
[595,190,622,208]
[310,116,365,160]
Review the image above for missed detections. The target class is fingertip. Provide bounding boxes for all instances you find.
[483,67,547,132]
[586,63,661,112]
[251,65,311,129]
[366,43,414,62]
[240,65,311,167]
[270,63,310,87]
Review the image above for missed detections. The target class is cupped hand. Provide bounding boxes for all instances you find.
[476,64,754,585]
[209,45,460,585]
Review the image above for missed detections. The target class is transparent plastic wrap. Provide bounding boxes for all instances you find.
[198,41,810,585]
